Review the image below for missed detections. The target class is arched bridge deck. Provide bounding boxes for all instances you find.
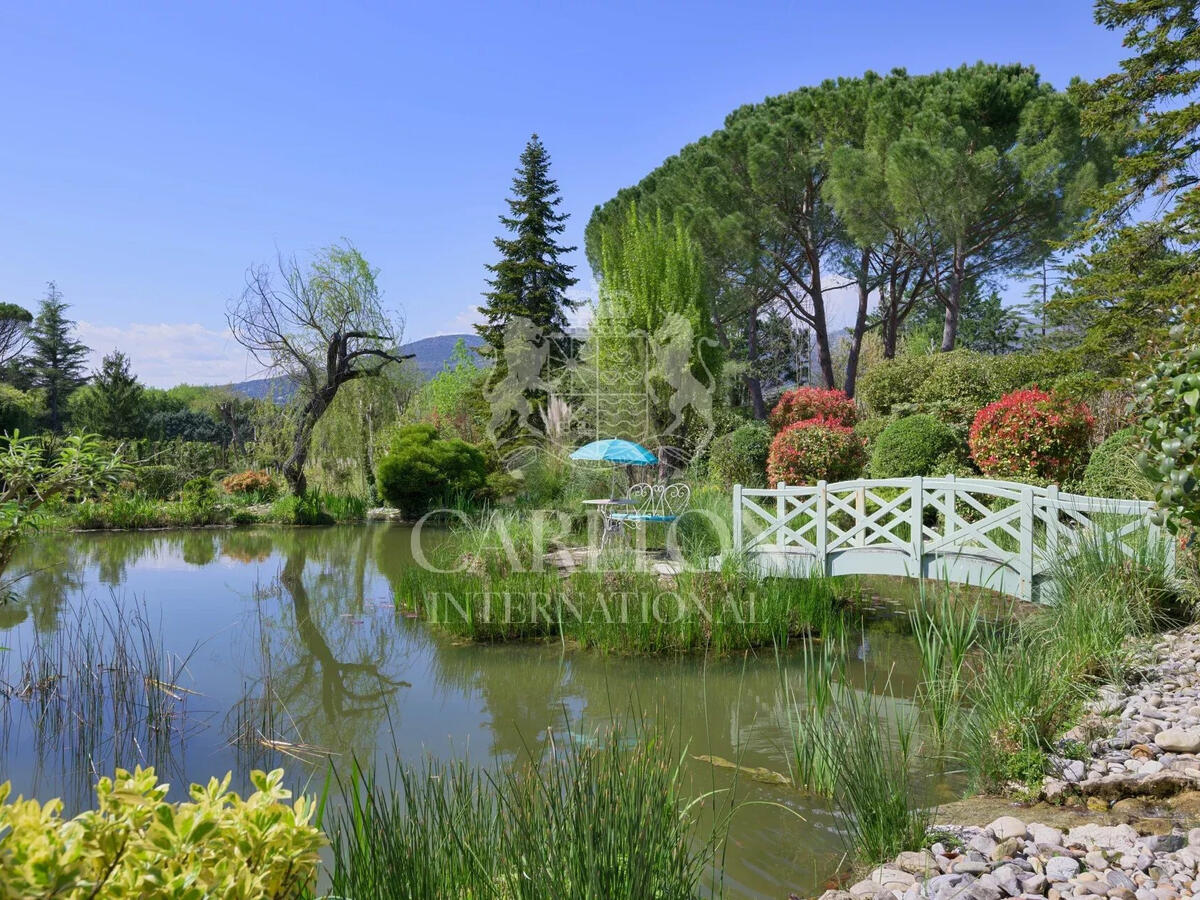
[732,476,1171,604]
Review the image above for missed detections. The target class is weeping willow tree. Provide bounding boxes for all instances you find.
[577,204,721,465]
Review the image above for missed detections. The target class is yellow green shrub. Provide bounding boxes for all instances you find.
[0,767,323,899]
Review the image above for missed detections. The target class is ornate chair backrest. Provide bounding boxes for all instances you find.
[628,482,691,518]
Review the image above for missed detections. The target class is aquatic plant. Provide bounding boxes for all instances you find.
[324,722,728,899]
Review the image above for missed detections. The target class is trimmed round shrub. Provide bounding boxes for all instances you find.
[708,423,771,487]
[1081,427,1154,500]
[768,387,857,431]
[968,389,1094,483]
[376,424,487,517]
[869,414,962,478]
[767,419,867,485]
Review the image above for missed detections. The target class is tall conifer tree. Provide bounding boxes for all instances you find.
[29,283,90,432]
[477,134,578,358]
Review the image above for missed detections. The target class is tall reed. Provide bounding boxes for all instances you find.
[324,721,728,899]
[909,586,981,744]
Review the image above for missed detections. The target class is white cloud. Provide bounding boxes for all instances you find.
[76,321,259,388]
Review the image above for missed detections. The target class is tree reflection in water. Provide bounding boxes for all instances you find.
[230,531,410,771]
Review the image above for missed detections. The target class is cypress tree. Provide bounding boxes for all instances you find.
[477,134,579,357]
[29,283,90,432]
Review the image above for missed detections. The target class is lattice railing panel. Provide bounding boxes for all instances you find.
[733,477,1166,603]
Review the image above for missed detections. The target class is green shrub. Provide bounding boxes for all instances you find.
[968,389,1094,483]
[269,493,334,526]
[180,476,223,525]
[853,416,893,455]
[0,384,38,435]
[768,387,857,431]
[856,355,931,416]
[912,350,1002,422]
[1081,427,1154,500]
[134,464,180,500]
[767,421,866,485]
[322,493,367,522]
[0,766,322,898]
[376,424,487,517]
[869,414,962,478]
[1136,322,1200,533]
[709,423,771,487]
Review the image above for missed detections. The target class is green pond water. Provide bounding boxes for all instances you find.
[0,524,946,899]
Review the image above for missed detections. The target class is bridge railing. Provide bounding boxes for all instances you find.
[732,476,1170,603]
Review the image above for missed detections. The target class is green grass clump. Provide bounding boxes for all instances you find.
[965,524,1187,790]
[788,660,931,863]
[400,566,848,654]
[324,724,727,900]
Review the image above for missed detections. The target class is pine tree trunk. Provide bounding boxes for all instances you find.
[843,262,871,398]
[744,309,766,419]
[941,249,965,352]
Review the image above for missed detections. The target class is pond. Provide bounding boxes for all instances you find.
[0,524,943,899]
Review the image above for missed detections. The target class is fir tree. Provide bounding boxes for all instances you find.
[29,283,90,431]
[72,349,146,438]
[477,134,578,357]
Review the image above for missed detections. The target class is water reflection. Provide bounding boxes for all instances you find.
[0,525,935,900]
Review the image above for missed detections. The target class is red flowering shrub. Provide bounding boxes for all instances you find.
[968,388,1094,483]
[767,418,867,485]
[769,387,857,431]
[221,470,277,497]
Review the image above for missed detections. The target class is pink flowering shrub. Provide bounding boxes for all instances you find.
[968,388,1094,483]
[769,387,857,431]
[767,418,867,485]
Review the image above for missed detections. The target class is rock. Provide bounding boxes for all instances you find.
[868,865,914,887]
[1086,849,1112,869]
[1068,824,1140,852]
[991,837,1021,861]
[893,849,938,875]
[969,832,999,855]
[953,860,989,875]
[989,815,1028,841]
[1030,824,1066,846]
[1108,869,1138,892]
[1064,759,1087,782]
[1189,828,1200,847]
[817,892,854,900]
[1154,729,1200,753]
[1021,872,1049,894]
[1046,856,1082,882]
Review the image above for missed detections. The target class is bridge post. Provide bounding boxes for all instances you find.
[1045,484,1060,566]
[733,483,743,553]
[855,485,866,547]
[944,474,956,540]
[777,481,786,552]
[816,480,828,575]
[1020,485,1035,603]
[911,475,924,578]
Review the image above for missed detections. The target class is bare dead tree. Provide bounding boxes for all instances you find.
[226,242,411,495]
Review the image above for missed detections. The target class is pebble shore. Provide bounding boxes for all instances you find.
[819,624,1200,900]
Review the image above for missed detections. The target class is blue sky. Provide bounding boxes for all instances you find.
[1,1,1126,386]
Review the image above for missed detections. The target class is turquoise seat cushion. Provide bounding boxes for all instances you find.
[610,512,679,523]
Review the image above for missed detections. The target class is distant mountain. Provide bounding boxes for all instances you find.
[402,333,485,379]
[227,333,484,400]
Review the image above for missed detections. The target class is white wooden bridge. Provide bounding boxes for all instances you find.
[732,476,1171,603]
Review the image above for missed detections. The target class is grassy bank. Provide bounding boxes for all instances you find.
[784,527,1193,876]
[38,489,369,530]
[399,563,854,654]
[323,722,730,900]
